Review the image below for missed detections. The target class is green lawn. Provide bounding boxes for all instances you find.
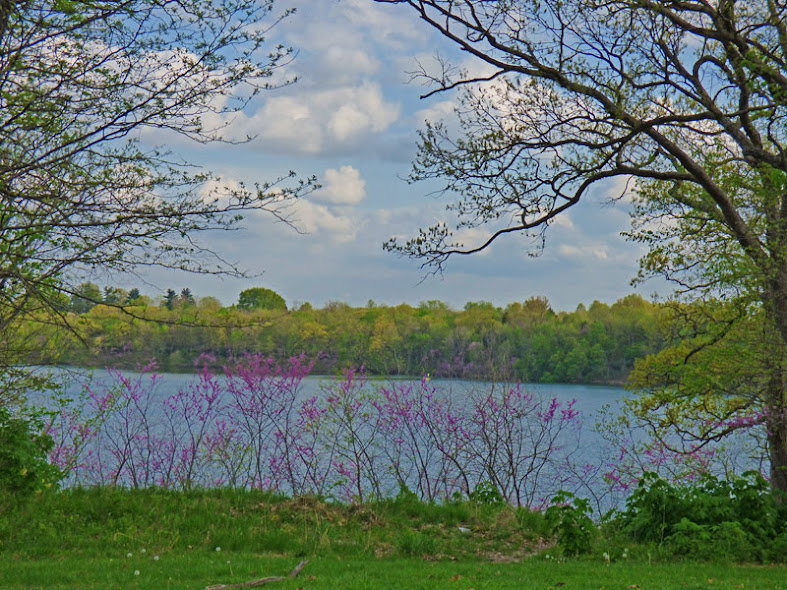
[1,488,785,589]
[2,554,785,590]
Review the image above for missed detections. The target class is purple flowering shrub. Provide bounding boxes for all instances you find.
[46,357,749,507]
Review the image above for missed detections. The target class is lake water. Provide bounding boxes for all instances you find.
[30,367,761,510]
[42,368,626,415]
[40,368,626,461]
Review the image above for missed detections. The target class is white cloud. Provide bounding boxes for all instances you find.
[322,44,380,81]
[234,82,400,155]
[294,201,361,243]
[337,0,429,49]
[287,165,369,241]
[558,244,610,260]
[198,176,242,201]
[551,214,576,230]
[313,166,367,206]
[277,0,428,88]
[603,175,637,204]
[283,19,380,86]
[412,100,456,126]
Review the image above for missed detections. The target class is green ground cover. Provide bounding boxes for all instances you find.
[3,555,785,590]
[1,488,785,589]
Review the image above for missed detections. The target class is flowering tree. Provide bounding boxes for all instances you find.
[48,363,587,504]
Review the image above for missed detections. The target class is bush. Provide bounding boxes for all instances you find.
[469,481,505,505]
[666,519,756,562]
[545,491,596,556]
[0,406,62,500]
[619,471,786,562]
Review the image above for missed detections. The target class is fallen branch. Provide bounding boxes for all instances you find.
[205,560,309,590]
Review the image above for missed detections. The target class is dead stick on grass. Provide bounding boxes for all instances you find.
[205,559,309,590]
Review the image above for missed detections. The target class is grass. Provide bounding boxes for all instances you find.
[0,487,547,561]
[1,488,786,589]
[3,554,786,590]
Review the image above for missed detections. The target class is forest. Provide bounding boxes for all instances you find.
[28,284,666,384]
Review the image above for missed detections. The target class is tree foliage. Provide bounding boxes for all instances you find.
[0,1,313,397]
[0,406,61,499]
[374,0,787,492]
[627,300,769,453]
[47,291,663,383]
[70,282,102,315]
[237,287,288,311]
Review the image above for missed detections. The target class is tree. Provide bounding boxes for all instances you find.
[197,296,222,312]
[0,1,313,399]
[375,1,787,493]
[70,282,102,314]
[504,296,555,330]
[627,300,769,466]
[237,287,287,311]
[164,289,179,311]
[103,287,128,306]
[180,288,196,307]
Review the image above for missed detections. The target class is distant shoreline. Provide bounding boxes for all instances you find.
[28,362,631,389]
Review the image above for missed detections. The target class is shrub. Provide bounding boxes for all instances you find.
[0,406,62,500]
[545,491,596,556]
[619,471,786,562]
[469,481,505,505]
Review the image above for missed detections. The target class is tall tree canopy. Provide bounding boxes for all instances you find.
[0,0,312,399]
[375,0,787,493]
[237,287,287,311]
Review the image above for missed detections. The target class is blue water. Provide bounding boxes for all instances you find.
[28,367,763,511]
[34,368,626,408]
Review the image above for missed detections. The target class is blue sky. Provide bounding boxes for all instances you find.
[123,0,669,311]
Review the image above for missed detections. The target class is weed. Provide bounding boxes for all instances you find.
[545,491,596,556]
[395,530,438,556]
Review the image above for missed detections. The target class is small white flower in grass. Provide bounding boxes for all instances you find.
[127,553,133,558]
[134,570,140,576]
[141,548,146,554]
[215,546,221,552]
[603,551,610,563]
[153,555,160,561]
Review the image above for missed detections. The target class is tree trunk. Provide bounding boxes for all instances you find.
[0,0,13,39]
[768,414,787,498]
[764,356,787,497]
[764,273,787,497]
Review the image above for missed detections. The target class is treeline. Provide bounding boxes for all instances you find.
[37,286,666,384]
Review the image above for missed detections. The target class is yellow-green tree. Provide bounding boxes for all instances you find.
[376,0,787,494]
[0,1,311,401]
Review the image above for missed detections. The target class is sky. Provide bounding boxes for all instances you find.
[122,0,670,312]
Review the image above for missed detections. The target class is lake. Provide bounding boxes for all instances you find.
[31,366,760,511]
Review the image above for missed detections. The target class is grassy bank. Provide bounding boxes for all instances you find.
[1,488,547,561]
[1,488,785,589]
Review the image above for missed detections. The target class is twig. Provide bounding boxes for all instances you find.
[205,560,309,590]
[287,560,309,579]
